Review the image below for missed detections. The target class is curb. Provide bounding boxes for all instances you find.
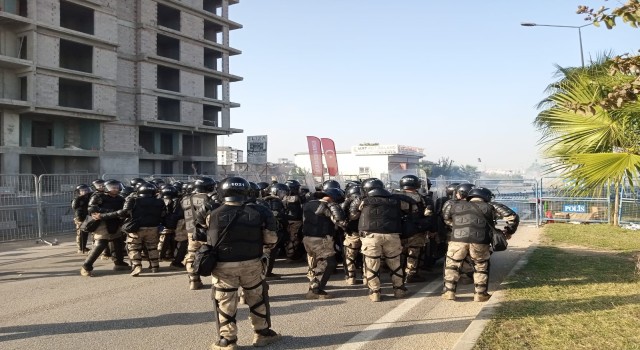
[451,241,540,350]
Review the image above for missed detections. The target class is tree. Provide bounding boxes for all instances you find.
[535,57,640,225]
[427,157,455,178]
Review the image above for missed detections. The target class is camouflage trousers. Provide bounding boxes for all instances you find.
[212,258,269,341]
[302,235,335,290]
[443,241,491,294]
[126,227,160,268]
[361,232,404,292]
[174,220,188,242]
[74,218,89,252]
[186,236,204,282]
[403,233,427,277]
[285,220,303,258]
[343,234,362,279]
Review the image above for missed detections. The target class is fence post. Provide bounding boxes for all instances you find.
[36,175,44,239]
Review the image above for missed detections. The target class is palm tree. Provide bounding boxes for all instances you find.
[535,57,640,225]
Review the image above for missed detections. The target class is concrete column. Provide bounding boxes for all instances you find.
[1,111,20,147]
[1,152,20,174]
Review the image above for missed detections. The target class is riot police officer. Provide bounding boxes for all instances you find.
[342,184,363,285]
[441,187,519,302]
[357,178,413,302]
[161,185,187,268]
[262,183,289,278]
[72,184,92,254]
[81,180,129,276]
[394,175,433,283]
[207,177,281,349]
[283,179,305,261]
[118,182,166,276]
[302,188,347,299]
[181,177,217,290]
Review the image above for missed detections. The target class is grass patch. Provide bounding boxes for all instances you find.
[544,223,640,252]
[475,225,640,350]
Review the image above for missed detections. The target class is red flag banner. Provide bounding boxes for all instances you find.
[306,136,324,176]
[321,138,339,176]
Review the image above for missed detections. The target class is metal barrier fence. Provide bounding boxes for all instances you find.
[619,184,640,225]
[474,179,539,224]
[38,174,99,236]
[0,174,39,242]
[539,177,610,224]
[6,173,640,243]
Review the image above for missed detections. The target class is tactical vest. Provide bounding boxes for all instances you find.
[284,195,303,221]
[302,200,335,237]
[94,193,125,234]
[72,194,90,221]
[358,196,402,234]
[181,193,208,233]
[131,196,165,227]
[212,205,263,262]
[399,190,431,235]
[450,200,492,244]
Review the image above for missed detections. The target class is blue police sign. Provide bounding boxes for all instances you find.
[562,204,587,213]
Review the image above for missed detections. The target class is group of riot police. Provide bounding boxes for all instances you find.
[71,174,519,349]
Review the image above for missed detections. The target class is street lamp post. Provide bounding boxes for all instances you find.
[521,22,593,68]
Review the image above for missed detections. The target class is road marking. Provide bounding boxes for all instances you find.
[336,279,443,350]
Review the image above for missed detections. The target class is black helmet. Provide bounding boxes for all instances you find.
[344,180,361,192]
[92,179,106,192]
[256,182,270,197]
[455,183,475,199]
[185,182,195,194]
[300,186,310,195]
[270,183,289,199]
[104,179,122,193]
[219,176,250,202]
[161,185,179,199]
[467,187,493,202]
[399,175,421,190]
[150,177,165,186]
[137,183,157,198]
[347,185,362,197]
[120,186,135,198]
[129,177,146,188]
[446,183,460,197]
[75,184,92,196]
[285,179,301,194]
[171,181,184,193]
[362,178,384,195]
[194,177,216,193]
[248,182,260,198]
[322,180,341,190]
[322,188,345,203]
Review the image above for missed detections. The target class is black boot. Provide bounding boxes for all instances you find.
[83,239,108,272]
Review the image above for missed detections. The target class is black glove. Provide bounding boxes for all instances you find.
[193,227,208,242]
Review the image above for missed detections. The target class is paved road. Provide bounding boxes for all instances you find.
[0,226,540,350]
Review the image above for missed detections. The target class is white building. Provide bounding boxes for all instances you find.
[217,146,243,166]
[294,144,425,184]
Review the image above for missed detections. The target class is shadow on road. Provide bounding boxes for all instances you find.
[0,311,214,342]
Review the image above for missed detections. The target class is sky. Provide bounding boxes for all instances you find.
[220,0,639,171]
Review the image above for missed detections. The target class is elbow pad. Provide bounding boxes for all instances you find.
[329,202,347,222]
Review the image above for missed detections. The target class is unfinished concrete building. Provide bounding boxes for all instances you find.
[0,0,242,176]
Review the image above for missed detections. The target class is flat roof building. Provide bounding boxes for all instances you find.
[0,0,242,176]
[294,143,426,184]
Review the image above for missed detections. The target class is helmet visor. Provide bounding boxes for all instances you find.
[105,182,122,193]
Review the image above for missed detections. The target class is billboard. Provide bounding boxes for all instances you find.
[247,135,267,164]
